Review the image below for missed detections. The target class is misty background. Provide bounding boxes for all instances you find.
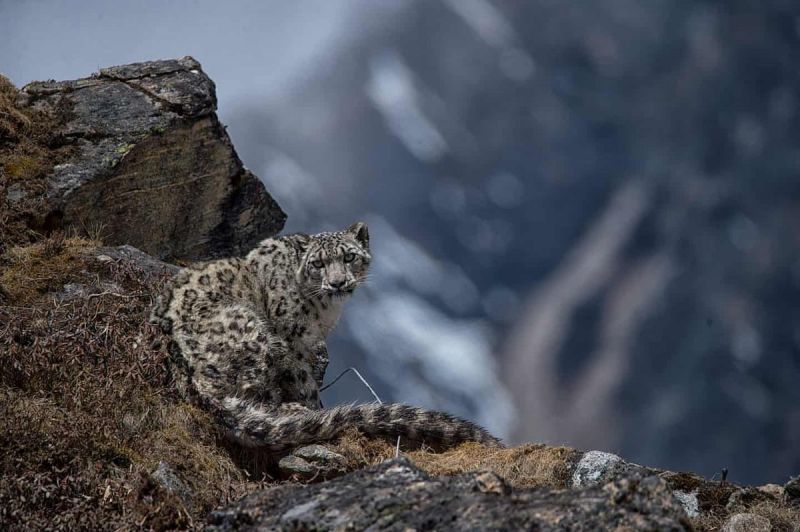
[2,0,799,485]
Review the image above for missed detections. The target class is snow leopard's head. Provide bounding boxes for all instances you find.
[296,222,371,298]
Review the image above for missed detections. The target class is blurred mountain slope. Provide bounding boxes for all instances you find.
[227,0,800,484]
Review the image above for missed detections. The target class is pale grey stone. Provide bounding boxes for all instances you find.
[721,513,771,532]
[572,450,623,487]
[673,489,700,517]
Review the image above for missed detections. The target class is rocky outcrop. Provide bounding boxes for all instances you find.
[208,458,690,531]
[15,57,285,260]
[209,440,799,530]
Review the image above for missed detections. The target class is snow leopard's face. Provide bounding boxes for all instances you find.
[298,222,371,298]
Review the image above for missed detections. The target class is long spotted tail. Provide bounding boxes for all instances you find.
[216,398,501,451]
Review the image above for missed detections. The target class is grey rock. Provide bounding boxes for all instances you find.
[152,461,193,508]
[279,500,320,525]
[571,450,650,488]
[99,57,216,117]
[87,245,180,277]
[292,444,347,465]
[282,445,349,481]
[277,455,317,478]
[209,458,689,531]
[721,513,772,532]
[726,487,775,512]
[20,57,285,260]
[54,245,178,302]
[757,483,785,500]
[572,450,622,487]
[673,489,700,518]
[6,183,26,203]
[57,281,123,302]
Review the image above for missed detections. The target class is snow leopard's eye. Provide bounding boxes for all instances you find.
[310,259,324,269]
[343,252,355,263]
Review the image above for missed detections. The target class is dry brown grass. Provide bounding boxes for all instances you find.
[689,501,800,531]
[0,74,61,174]
[326,428,580,489]
[329,428,398,467]
[658,471,800,530]
[0,233,96,304]
[407,442,580,489]
[0,74,76,254]
[0,74,31,143]
[0,235,265,530]
[742,500,800,532]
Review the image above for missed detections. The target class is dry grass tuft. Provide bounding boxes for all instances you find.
[0,74,58,161]
[330,428,399,467]
[4,153,47,180]
[0,75,31,143]
[408,442,580,489]
[328,430,580,489]
[0,233,97,304]
[0,74,76,253]
[689,500,800,531]
[741,500,800,531]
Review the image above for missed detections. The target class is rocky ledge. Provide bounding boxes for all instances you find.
[210,458,689,531]
[11,56,285,259]
[219,442,800,531]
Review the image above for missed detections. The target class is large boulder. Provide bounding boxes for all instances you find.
[209,458,690,531]
[16,57,285,260]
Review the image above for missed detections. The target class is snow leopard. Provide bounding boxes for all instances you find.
[150,222,500,451]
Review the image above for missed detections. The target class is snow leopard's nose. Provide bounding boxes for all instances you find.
[328,278,346,290]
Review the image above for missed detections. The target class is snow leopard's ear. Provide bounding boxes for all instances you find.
[288,233,311,255]
[347,221,369,250]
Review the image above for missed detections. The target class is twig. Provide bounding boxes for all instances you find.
[320,367,383,404]
[320,367,403,455]
[86,291,136,300]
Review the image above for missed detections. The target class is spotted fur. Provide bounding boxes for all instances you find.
[151,222,499,451]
